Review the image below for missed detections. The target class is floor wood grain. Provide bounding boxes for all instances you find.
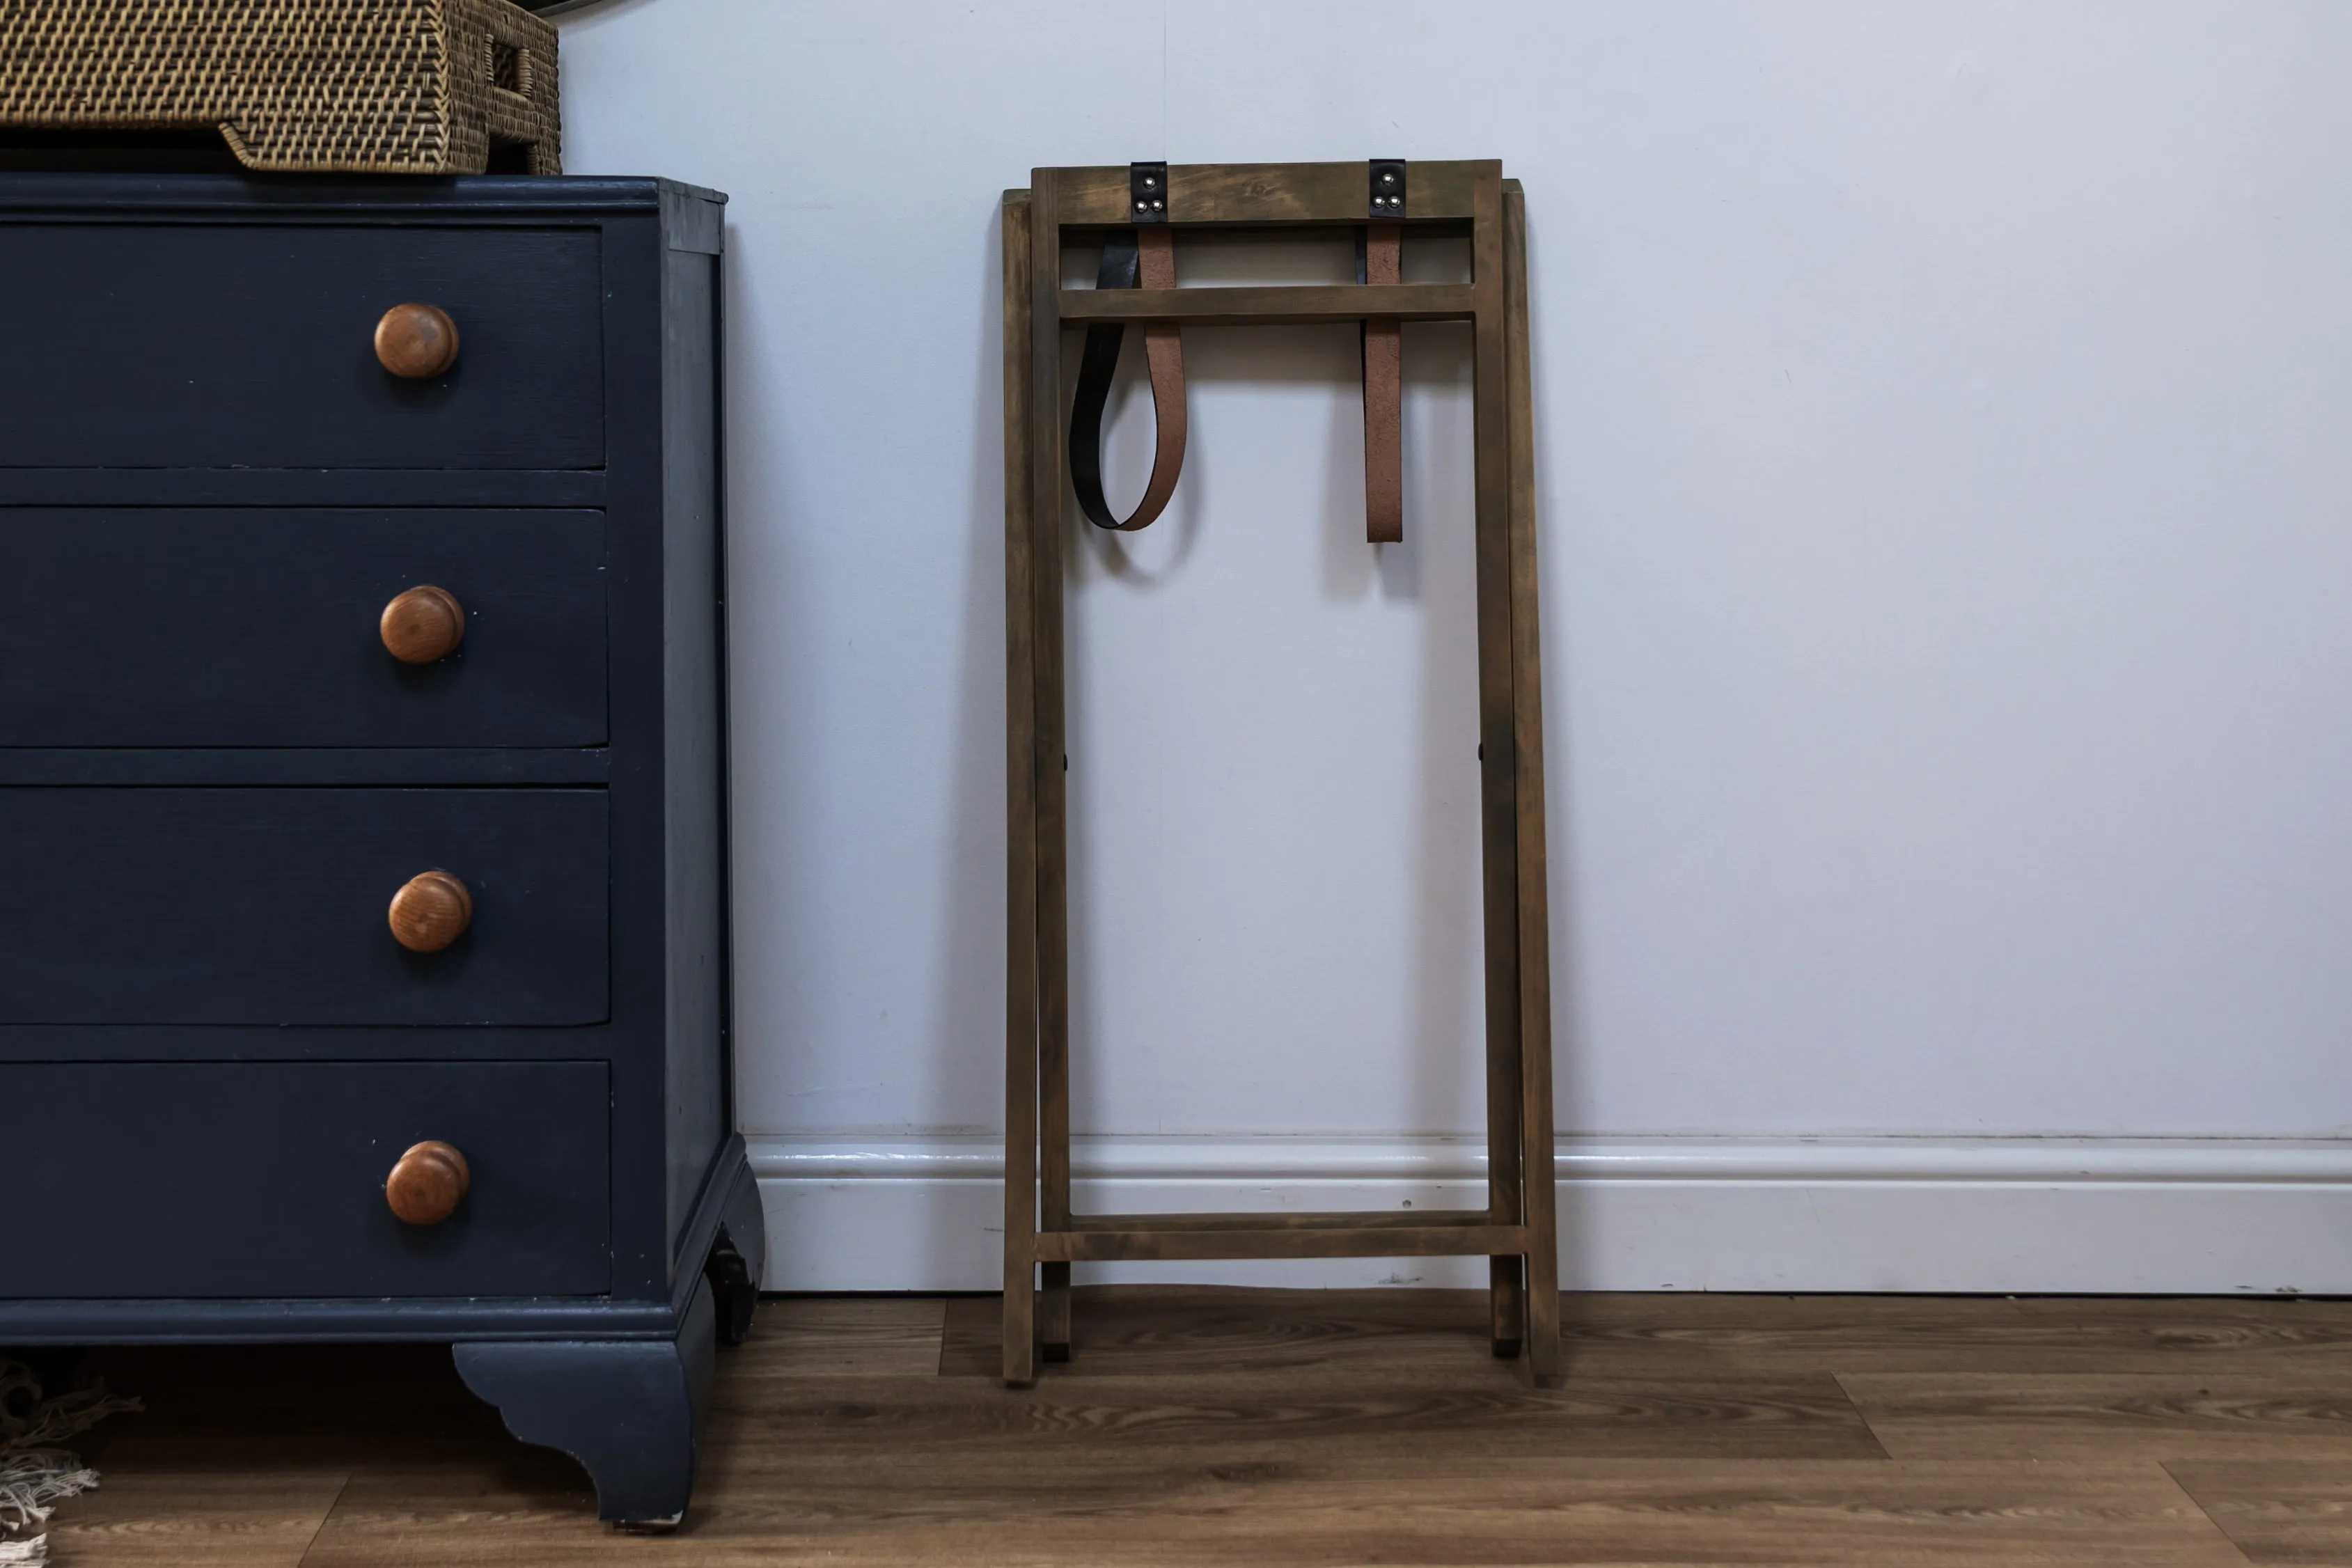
[1840,1371,2352,1459]
[42,1470,351,1567]
[29,1287,2352,1565]
[2167,1460,2352,1564]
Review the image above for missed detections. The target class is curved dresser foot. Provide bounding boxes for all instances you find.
[453,1277,717,1528]
[707,1158,767,1346]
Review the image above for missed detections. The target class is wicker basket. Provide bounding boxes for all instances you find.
[0,0,560,175]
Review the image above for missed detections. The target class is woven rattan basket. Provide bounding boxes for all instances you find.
[0,0,559,175]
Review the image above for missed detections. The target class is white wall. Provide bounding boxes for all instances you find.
[558,0,2352,1290]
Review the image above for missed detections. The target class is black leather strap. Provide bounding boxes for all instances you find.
[1069,228,1186,532]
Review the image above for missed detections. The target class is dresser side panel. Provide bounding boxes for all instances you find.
[659,211,729,1256]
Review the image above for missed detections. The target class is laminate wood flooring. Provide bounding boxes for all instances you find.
[29,1287,2352,1565]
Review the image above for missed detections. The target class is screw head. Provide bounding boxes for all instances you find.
[1143,175,1157,189]
[1152,198,1163,210]
[1381,171,1397,185]
[1135,200,1147,211]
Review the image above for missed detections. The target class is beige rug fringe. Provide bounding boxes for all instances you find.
[0,1361,141,1566]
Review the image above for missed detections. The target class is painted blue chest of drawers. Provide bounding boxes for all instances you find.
[0,173,763,1528]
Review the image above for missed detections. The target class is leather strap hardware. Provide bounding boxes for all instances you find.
[1069,157,1407,543]
[1129,160,1168,222]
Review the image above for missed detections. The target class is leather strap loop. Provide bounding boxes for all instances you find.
[1070,226,1187,532]
[1362,222,1403,544]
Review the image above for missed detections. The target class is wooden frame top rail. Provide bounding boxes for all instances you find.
[1058,283,1477,327]
[1048,159,1499,226]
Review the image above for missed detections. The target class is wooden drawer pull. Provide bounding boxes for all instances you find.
[385,1139,471,1226]
[388,870,473,953]
[375,302,461,379]
[379,585,467,664]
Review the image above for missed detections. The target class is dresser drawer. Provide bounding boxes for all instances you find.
[0,788,606,1025]
[0,224,602,469]
[0,508,605,748]
[4,1060,609,1299]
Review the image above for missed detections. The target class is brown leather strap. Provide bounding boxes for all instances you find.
[1362,223,1402,544]
[1069,226,1188,532]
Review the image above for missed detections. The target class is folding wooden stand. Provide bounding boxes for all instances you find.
[1002,159,1559,1386]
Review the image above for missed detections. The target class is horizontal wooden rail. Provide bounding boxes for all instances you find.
[1068,1209,1498,1233]
[1034,1221,1531,1262]
[1053,160,1494,225]
[1059,284,1475,327]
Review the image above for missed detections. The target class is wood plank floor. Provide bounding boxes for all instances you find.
[30,1287,2352,1565]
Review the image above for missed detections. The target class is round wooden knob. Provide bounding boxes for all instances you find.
[374,302,460,379]
[388,870,473,954]
[386,1140,471,1226]
[379,585,466,664]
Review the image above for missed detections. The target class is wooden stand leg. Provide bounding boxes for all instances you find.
[1030,168,1076,1370]
[1487,978,1526,1358]
[1001,188,1040,1389]
[1503,179,1562,1388]
[1489,1255,1526,1358]
[1040,1262,1072,1361]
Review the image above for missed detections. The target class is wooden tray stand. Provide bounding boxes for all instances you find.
[1001,159,1559,1387]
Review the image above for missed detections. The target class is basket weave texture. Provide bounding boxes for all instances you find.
[0,0,560,174]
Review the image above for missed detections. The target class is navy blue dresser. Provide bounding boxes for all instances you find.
[0,173,762,1527]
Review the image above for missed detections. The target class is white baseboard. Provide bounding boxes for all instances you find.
[746,1135,2352,1295]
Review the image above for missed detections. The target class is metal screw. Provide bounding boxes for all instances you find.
[1152,198,1163,210]
[1136,200,1147,211]
[1143,175,1157,189]
[1381,171,1396,185]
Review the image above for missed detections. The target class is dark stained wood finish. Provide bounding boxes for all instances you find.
[1036,1223,1530,1264]
[372,301,461,380]
[1058,283,1474,324]
[1067,1207,1501,1232]
[1005,161,1558,1381]
[383,1139,471,1228]
[1056,160,1488,225]
[1030,178,1076,1367]
[50,1288,2352,1565]
[1001,187,1040,1387]
[1501,180,1562,1383]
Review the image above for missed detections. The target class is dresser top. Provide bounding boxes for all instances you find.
[0,173,725,217]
